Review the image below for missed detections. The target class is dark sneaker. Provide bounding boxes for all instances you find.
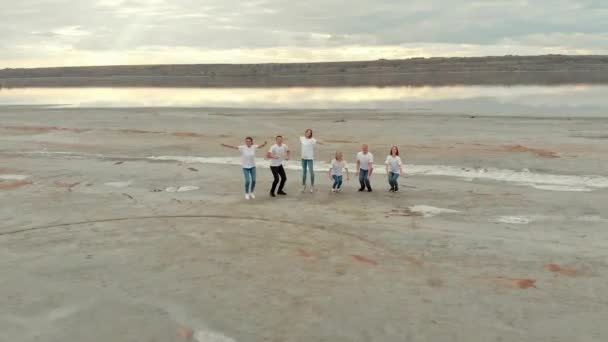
[270,192,276,197]
[358,188,365,192]
[277,191,287,195]
[367,188,373,192]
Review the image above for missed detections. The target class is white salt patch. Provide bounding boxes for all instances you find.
[147,156,608,192]
[166,186,199,192]
[0,174,30,180]
[104,181,132,188]
[193,329,236,342]
[577,215,608,223]
[528,184,592,192]
[496,216,532,224]
[409,205,460,217]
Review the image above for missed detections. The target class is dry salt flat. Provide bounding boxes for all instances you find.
[1,100,607,342]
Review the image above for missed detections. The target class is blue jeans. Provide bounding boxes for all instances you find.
[242,167,256,193]
[358,169,371,190]
[388,172,400,190]
[302,159,315,186]
[332,175,343,189]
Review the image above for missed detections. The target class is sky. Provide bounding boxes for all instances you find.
[1,0,607,67]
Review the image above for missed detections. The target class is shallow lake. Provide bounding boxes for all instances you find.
[1,85,607,117]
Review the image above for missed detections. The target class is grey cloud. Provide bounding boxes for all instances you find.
[1,0,607,55]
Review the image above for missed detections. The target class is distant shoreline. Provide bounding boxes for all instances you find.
[2,55,608,87]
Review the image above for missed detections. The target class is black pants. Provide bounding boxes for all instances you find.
[359,168,372,190]
[270,165,287,193]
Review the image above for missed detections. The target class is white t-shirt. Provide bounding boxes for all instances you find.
[331,159,347,176]
[356,152,374,170]
[300,137,317,160]
[238,145,258,169]
[268,144,289,167]
[385,155,402,174]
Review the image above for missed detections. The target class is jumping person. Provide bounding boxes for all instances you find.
[385,146,404,192]
[221,137,267,200]
[300,128,318,193]
[356,144,374,192]
[267,135,290,197]
[329,151,349,192]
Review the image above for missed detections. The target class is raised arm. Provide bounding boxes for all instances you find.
[221,143,239,150]
[258,141,268,149]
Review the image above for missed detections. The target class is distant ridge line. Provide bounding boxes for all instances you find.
[2,55,608,87]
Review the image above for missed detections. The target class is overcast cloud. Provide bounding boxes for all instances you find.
[1,0,607,67]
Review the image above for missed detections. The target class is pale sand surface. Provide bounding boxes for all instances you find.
[1,106,607,341]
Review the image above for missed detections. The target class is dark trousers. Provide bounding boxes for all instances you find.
[270,165,287,193]
[359,169,372,190]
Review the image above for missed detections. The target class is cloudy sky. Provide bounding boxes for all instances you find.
[1,0,607,67]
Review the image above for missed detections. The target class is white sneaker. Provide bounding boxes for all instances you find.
[310,187,314,193]
[250,193,256,199]
[301,186,307,193]
[245,194,250,200]
[331,188,336,192]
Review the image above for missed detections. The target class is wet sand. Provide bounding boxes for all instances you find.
[1,106,607,341]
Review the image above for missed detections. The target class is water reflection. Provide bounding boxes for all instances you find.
[0,85,607,116]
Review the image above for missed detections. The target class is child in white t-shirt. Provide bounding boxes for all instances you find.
[300,128,317,193]
[385,145,404,192]
[329,151,349,192]
[221,137,267,199]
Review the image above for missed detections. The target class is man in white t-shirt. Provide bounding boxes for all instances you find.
[266,135,291,197]
[356,144,374,192]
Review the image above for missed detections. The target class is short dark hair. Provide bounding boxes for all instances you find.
[305,129,313,138]
[276,135,283,139]
[245,136,253,141]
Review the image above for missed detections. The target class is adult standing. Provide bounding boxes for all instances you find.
[385,146,404,192]
[267,135,291,197]
[221,137,267,200]
[356,144,374,192]
[300,128,318,193]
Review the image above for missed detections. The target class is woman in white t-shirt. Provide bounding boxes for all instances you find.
[300,128,319,193]
[385,146,404,192]
[221,137,267,200]
[328,151,349,192]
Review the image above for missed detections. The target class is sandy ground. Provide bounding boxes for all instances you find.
[1,106,607,342]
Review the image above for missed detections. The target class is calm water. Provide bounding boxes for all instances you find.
[1,85,607,116]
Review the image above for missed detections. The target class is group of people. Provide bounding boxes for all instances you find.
[221,129,404,200]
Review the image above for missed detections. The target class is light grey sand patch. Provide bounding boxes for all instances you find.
[193,329,236,342]
[408,205,460,217]
[165,186,199,192]
[104,181,132,188]
[496,216,532,225]
[0,174,30,180]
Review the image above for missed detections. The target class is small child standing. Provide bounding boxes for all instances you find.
[329,151,349,192]
[385,146,404,192]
